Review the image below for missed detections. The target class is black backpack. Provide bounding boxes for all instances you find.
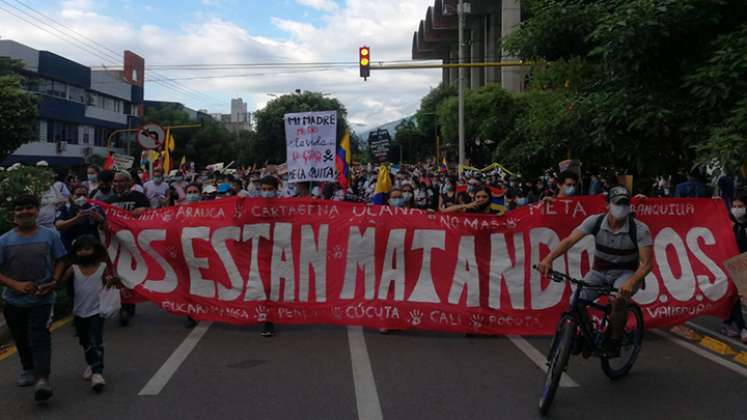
[589,213,645,288]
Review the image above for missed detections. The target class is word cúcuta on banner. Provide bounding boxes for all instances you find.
[100,196,739,335]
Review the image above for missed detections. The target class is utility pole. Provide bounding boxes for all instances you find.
[457,0,467,175]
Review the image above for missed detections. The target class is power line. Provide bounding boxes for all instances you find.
[3,0,216,103]
[10,0,214,101]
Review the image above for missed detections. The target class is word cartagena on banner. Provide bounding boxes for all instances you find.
[100,197,738,335]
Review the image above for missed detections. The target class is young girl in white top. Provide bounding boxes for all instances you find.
[61,234,113,392]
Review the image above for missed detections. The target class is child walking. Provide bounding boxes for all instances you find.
[61,234,112,392]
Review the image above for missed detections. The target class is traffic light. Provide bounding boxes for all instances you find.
[359,46,370,80]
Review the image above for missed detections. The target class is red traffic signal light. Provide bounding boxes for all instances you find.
[359,46,370,80]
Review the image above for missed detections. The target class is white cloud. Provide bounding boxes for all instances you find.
[295,0,338,13]
[0,0,440,130]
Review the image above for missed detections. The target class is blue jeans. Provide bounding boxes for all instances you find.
[74,315,104,374]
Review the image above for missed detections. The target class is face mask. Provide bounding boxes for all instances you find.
[476,201,491,212]
[563,185,576,196]
[402,192,413,201]
[173,176,184,183]
[389,197,405,207]
[77,254,97,265]
[87,174,97,182]
[73,196,88,207]
[261,191,277,199]
[610,204,631,220]
[186,193,202,202]
[516,197,528,206]
[468,184,477,192]
[731,207,746,220]
[153,176,163,184]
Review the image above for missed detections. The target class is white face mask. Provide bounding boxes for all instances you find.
[731,207,746,220]
[564,185,576,196]
[73,196,87,207]
[610,203,631,220]
[186,193,202,202]
[261,191,277,199]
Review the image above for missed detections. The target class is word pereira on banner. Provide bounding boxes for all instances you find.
[100,197,738,335]
[284,110,337,183]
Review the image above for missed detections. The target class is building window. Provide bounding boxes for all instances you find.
[39,120,48,142]
[68,85,85,104]
[51,80,67,98]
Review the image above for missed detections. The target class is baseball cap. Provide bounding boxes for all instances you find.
[608,186,631,204]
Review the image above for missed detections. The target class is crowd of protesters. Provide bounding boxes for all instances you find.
[1,158,746,403]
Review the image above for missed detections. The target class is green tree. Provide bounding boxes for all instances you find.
[394,121,426,163]
[415,83,457,152]
[0,58,39,162]
[502,0,747,180]
[250,91,349,165]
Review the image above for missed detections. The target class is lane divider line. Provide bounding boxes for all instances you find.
[507,335,579,388]
[346,326,384,420]
[652,329,747,378]
[138,321,212,396]
[0,315,73,362]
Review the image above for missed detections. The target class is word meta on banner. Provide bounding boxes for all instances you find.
[284,111,337,183]
[102,197,738,335]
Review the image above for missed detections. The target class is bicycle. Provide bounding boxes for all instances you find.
[534,266,645,416]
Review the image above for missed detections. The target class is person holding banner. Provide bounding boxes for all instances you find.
[538,186,654,356]
[258,176,280,337]
[443,186,494,214]
[724,196,747,342]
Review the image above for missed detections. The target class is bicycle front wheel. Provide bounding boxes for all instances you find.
[539,315,576,416]
[601,304,644,380]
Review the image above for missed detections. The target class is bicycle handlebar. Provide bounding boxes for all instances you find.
[532,265,618,294]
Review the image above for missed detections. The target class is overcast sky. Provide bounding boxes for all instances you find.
[0,0,442,131]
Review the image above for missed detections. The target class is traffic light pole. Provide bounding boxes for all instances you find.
[457,0,466,175]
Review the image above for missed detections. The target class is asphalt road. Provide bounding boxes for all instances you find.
[1,303,746,420]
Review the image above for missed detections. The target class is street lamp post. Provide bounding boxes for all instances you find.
[457,0,467,175]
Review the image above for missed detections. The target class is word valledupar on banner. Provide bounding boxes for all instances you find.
[100,197,738,335]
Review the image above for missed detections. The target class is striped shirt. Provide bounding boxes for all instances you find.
[577,213,653,271]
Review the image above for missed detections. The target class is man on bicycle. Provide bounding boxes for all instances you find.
[537,186,654,355]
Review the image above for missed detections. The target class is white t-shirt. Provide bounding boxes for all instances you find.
[143,180,169,208]
[72,263,105,318]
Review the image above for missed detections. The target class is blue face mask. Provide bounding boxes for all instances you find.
[389,197,405,207]
[261,191,277,199]
[516,197,528,206]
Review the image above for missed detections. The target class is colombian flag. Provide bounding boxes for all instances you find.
[336,130,351,189]
[440,156,448,173]
[372,164,391,205]
[489,187,507,214]
[162,130,175,173]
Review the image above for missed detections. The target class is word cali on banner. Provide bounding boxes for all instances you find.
[101,197,739,335]
[284,110,337,183]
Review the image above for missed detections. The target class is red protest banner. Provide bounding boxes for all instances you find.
[100,197,738,335]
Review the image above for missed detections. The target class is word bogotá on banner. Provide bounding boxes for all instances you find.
[101,197,738,335]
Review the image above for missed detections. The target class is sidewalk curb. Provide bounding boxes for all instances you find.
[0,314,9,346]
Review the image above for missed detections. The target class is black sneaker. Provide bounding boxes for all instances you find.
[261,322,274,337]
[185,317,197,329]
[34,379,53,402]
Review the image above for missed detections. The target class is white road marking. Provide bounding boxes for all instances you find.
[652,329,747,378]
[508,336,580,388]
[139,321,212,396]
[684,321,747,352]
[346,326,384,420]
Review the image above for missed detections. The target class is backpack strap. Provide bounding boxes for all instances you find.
[590,213,606,237]
[628,213,638,250]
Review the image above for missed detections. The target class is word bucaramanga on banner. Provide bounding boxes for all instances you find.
[101,197,738,335]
